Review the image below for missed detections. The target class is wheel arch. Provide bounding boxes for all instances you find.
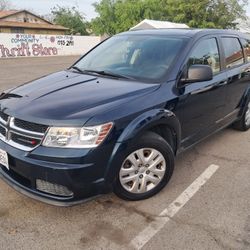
[117,109,181,154]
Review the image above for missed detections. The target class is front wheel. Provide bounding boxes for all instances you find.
[113,132,175,201]
[233,100,250,131]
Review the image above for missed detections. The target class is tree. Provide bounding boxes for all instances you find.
[91,0,118,35]
[0,0,11,10]
[91,0,248,35]
[51,6,89,35]
[91,0,150,35]
[166,0,248,29]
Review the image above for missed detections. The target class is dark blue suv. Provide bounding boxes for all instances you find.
[0,29,250,206]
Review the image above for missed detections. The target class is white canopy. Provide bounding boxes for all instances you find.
[130,19,189,31]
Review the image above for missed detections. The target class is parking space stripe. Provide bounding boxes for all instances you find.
[130,164,220,249]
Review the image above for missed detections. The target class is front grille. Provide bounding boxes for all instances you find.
[0,110,48,151]
[0,110,8,122]
[14,118,48,134]
[11,133,40,147]
[0,125,6,137]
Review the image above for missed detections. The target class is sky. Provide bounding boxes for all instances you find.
[8,0,250,21]
[9,0,99,20]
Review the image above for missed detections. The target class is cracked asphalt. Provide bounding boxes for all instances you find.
[0,56,250,250]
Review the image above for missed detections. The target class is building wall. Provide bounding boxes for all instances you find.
[0,33,101,58]
[0,27,9,33]
[2,12,48,24]
[26,29,66,35]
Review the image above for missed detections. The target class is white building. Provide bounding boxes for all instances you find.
[130,19,189,31]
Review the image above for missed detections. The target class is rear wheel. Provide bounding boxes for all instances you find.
[233,100,250,131]
[113,132,174,201]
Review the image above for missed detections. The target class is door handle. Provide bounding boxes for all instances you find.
[218,80,228,86]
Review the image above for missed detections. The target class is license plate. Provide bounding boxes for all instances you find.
[0,149,9,170]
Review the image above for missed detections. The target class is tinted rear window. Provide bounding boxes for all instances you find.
[241,39,250,62]
[221,37,244,68]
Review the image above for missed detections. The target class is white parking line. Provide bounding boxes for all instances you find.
[130,164,220,249]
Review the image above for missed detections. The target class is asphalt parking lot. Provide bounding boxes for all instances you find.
[0,56,250,250]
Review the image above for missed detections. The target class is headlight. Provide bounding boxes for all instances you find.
[42,122,113,148]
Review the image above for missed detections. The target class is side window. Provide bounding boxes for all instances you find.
[241,39,250,62]
[188,38,220,75]
[221,37,244,68]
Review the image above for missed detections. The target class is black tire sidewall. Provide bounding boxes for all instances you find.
[113,132,175,201]
[243,103,250,130]
[233,99,250,131]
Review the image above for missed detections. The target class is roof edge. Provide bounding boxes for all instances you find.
[0,10,53,25]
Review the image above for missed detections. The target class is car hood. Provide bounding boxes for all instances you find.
[0,71,159,125]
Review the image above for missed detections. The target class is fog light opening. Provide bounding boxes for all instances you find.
[36,179,73,197]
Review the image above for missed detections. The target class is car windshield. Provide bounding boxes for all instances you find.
[73,35,185,82]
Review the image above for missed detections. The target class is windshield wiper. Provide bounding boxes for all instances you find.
[82,70,135,80]
[71,66,85,73]
[71,67,135,80]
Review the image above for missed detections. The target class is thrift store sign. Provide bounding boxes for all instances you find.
[0,33,100,58]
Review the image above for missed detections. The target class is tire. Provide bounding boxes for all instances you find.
[113,131,175,201]
[233,100,250,131]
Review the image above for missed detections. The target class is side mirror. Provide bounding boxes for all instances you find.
[181,65,213,84]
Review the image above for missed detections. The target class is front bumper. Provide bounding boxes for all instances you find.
[0,170,101,206]
[0,140,114,206]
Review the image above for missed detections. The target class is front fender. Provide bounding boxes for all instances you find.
[117,109,181,143]
[103,109,181,184]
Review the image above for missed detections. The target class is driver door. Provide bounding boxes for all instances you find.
[175,37,228,148]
